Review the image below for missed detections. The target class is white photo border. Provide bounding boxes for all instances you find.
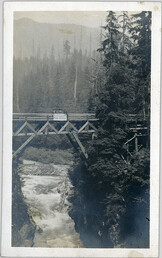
[1,2,161,257]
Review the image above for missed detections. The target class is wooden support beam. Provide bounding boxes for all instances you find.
[124,135,136,145]
[58,121,69,133]
[80,130,95,133]
[14,130,96,137]
[13,134,35,157]
[48,122,58,133]
[129,127,147,131]
[78,121,89,133]
[68,122,78,133]
[135,133,138,154]
[127,143,129,153]
[72,133,88,159]
[13,122,49,157]
[25,116,27,136]
[121,154,127,164]
[26,122,37,135]
[14,121,27,136]
[45,126,48,135]
[66,134,79,151]
[88,121,97,132]
[92,132,97,140]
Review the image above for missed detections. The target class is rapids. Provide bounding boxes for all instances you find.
[19,160,83,248]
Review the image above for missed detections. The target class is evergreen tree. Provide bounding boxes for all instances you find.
[98,11,120,68]
[118,11,133,66]
[85,11,151,246]
[64,40,71,59]
[129,12,151,118]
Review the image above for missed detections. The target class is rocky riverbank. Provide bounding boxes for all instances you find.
[12,159,36,247]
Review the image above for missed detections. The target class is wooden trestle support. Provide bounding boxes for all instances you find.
[13,115,98,159]
[13,113,149,160]
[124,125,149,164]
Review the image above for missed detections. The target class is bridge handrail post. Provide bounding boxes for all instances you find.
[86,115,89,132]
[25,116,27,136]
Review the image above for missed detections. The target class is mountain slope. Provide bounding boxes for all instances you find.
[14,18,100,59]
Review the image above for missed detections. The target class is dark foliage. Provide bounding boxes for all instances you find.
[79,11,151,247]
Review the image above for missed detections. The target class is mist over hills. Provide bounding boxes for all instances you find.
[14,18,101,59]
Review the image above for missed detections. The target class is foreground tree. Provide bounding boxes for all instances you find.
[130,11,151,118]
[84,11,151,246]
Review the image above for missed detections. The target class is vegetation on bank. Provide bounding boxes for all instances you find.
[22,146,74,165]
[79,11,151,247]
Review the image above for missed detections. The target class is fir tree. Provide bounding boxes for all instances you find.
[85,11,151,246]
[98,11,120,68]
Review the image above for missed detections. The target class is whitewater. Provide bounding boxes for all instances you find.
[19,160,83,248]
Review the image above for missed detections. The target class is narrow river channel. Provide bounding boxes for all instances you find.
[18,160,84,248]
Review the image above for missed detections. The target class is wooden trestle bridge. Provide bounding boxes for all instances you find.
[13,113,149,160]
[13,113,98,159]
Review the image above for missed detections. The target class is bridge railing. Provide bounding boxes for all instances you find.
[68,113,96,121]
[13,113,148,122]
[13,113,97,121]
[126,114,149,121]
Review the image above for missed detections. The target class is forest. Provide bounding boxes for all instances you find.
[77,11,151,247]
[13,11,151,247]
[13,47,99,113]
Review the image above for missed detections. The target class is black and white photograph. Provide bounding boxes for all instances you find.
[1,2,161,257]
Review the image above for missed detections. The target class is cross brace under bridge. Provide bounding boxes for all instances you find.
[13,113,98,159]
[13,112,149,160]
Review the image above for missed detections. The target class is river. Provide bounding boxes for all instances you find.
[17,157,149,248]
[18,160,84,248]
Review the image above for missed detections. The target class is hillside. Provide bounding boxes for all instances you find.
[14,18,100,59]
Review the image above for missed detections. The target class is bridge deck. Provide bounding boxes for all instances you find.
[13,113,148,122]
[13,113,98,121]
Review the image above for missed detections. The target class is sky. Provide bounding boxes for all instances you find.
[14,11,108,28]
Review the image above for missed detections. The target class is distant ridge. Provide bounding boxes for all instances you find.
[15,17,98,29]
[14,18,100,59]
